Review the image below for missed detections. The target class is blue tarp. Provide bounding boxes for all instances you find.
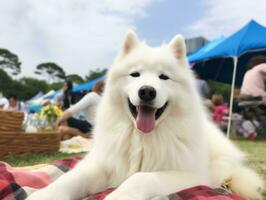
[72,77,104,93]
[191,20,266,61]
[27,91,44,102]
[188,36,226,63]
[43,77,104,100]
[44,90,62,100]
[191,20,266,86]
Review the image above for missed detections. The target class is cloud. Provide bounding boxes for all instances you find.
[0,0,159,77]
[186,0,266,39]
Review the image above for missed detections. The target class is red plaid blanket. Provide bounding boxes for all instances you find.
[0,157,245,200]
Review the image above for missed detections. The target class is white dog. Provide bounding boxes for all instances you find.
[27,31,264,200]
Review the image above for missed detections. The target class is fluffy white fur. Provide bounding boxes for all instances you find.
[27,31,264,200]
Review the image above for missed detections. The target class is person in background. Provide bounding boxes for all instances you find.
[0,97,8,110]
[240,55,266,97]
[204,99,215,113]
[3,94,26,112]
[230,88,243,136]
[211,94,229,132]
[195,72,210,99]
[232,88,241,113]
[194,72,213,113]
[61,80,75,110]
[237,108,260,140]
[56,80,105,137]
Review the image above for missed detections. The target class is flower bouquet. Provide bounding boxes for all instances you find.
[38,105,63,131]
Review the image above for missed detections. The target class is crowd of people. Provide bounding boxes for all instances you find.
[195,75,229,132]
[196,55,266,139]
[1,55,265,140]
[0,79,105,139]
[234,55,266,139]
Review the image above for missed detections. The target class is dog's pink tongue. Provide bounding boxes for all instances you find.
[136,106,156,133]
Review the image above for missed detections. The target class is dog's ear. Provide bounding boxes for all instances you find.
[168,34,186,59]
[122,30,139,55]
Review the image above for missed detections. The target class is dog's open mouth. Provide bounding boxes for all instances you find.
[128,98,168,133]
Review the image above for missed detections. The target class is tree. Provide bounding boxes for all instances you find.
[9,80,26,100]
[48,82,64,91]
[0,48,21,75]
[0,69,51,100]
[85,68,107,81]
[66,74,84,84]
[1,77,49,100]
[35,62,66,83]
[19,77,48,100]
[0,68,13,96]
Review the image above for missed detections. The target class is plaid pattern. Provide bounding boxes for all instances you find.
[0,158,245,200]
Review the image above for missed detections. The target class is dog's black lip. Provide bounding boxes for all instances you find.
[128,98,137,118]
[127,98,168,120]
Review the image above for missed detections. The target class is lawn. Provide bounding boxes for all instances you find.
[235,140,266,181]
[1,152,85,167]
[1,140,265,196]
[235,140,266,197]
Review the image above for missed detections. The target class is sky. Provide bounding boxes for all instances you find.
[0,0,266,78]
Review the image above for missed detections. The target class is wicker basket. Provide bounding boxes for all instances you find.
[0,132,60,157]
[0,111,24,132]
[0,111,62,157]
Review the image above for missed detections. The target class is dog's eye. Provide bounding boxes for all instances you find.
[159,74,169,80]
[130,72,140,77]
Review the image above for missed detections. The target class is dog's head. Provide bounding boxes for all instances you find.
[106,31,195,134]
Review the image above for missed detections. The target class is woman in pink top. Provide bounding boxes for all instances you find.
[240,56,266,97]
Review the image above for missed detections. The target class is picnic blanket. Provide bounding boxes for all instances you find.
[0,157,245,200]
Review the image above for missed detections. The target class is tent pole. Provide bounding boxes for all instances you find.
[226,57,238,138]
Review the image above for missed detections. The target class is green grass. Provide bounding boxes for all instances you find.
[234,140,266,197]
[1,140,265,197]
[235,140,266,181]
[1,152,85,167]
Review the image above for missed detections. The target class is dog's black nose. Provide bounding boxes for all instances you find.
[138,86,156,102]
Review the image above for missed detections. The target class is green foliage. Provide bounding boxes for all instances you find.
[48,82,64,91]
[5,77,49,100]
[0,67,64,100]
[19,77,48,100]
[35,62,66,83]
[258,130,266,139]
[0,48,21,75]
[1,74,63,100]
[208,80,232,103]
[85,68,107,81]
[0,69,13,96]
[66,74,84,84]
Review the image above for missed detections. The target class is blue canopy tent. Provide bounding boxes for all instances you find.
[72,77,104,93]
[189,20,266,136]
[188,36,226,63]
[190,20,266,85]
[27,91,44,102]
[43,90,61,100]
[42,77,105,102]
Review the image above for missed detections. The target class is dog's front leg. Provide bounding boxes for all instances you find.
[26,160,108,200]
[105,171,210,200]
